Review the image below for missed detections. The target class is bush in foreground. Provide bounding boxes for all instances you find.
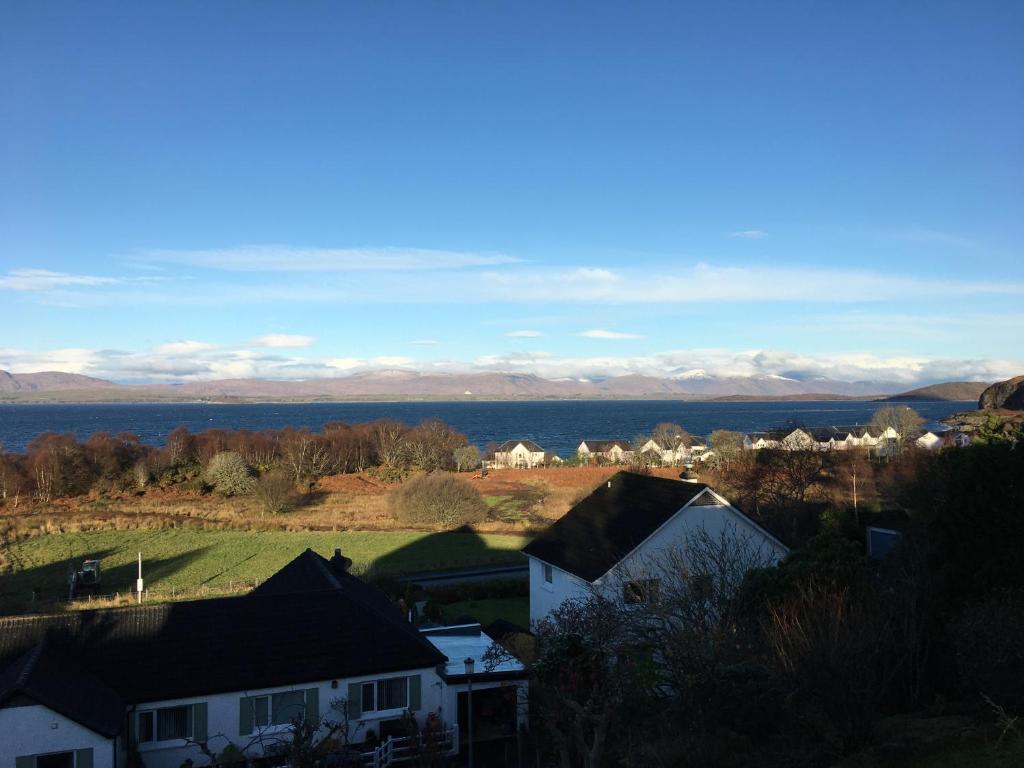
[204,451,255,496]
[254,470,296,515]
[390,472,487,529]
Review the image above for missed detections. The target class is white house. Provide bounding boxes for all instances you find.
[521,471,790,625]
[1,549,460,768]
[637,436,709,466]
[576,439,633,464]
[489,440,548,469]
[420,623,528,764]
[745,426,901,453]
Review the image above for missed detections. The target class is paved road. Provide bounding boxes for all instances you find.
[398,564,529,587]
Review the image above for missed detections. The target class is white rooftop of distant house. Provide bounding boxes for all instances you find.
[420,624,525,677]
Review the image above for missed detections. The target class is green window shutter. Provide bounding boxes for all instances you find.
[239,697,254,736]
[304,687,319,727]
[74,750,93,768]
[347,682,362,720]
[16,757,34,768]
[193,702,208,742]
[408,674,421,711]
[127,711,137,745]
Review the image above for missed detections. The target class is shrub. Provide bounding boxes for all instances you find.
[254,470,296,515]
[204,452,255,496]
[390,472,488,529]
[954,590,1024,710]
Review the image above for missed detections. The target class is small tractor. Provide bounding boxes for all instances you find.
[67,559,102,599]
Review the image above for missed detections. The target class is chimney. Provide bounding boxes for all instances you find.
[330,547,353,573]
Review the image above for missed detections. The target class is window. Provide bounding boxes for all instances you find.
[137,705,192,742]
[35,754,74,768]
[623,578,660,605]
[248,690,308,730]
[361,676,409,712]
[543,563,553,584]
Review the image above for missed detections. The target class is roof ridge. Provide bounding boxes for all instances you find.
[15,641,45,688]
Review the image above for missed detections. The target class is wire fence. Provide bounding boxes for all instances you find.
[68,578,264,607]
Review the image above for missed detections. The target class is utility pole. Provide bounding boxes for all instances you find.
[852,468,859,526]
[136,552,144,604]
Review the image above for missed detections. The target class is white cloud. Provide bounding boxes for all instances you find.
[0,269,119,292]
[153,340,219,355]
[2,343,1021,387]
[410,339,440,346]
[144,245,521,272]
[248,334,316,348]
[730,230,768,240]
[16,255,1024,310]
[505,330,544,338]
[578,329,644,340]
[372,356,415,367]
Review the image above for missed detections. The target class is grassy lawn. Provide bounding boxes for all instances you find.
[1,529,529,610]
[442,596,529,629]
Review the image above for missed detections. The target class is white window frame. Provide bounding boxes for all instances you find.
[243,689,309,735]
[359,676,411,716]
[136,703,193,746]
[542,562,554,591]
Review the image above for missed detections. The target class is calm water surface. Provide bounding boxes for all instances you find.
[0,400,969,456]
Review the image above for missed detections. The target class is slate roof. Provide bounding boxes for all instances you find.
[0,639,124,737]
[0,550,445,712]
[579,439,632,453]
[495,439,544,453]
[521,471,709,582]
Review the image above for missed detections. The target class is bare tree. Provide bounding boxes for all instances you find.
[765,579,901,752]
[371,420,409,470]
[608,524,779,730]
[453,444,481,472]
[255,470,296,515]
[870,405,925,454]
[709,429,745,466]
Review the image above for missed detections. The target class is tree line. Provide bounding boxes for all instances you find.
[0,418,474,509]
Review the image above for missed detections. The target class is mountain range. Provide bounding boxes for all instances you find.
[0,369,991,402]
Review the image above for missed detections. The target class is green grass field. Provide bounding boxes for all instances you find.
[1,529,529,610]
[442,597,529,629]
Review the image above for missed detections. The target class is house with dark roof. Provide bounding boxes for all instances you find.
[576,439,633,464]
[489,439,549,469]
[637,434,709,465]
[744,425,901,452]
[0,549,449,768]
[521,472,789,624]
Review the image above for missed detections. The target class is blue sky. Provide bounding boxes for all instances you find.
[1,1,1022,385]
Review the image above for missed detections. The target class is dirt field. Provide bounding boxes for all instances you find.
[0,465,687,543]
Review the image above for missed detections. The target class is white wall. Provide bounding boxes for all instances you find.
[602,500,788,591]
[132,667,445,768]
[527,556,591,626]
[1,704,116,768]
[528,494,788,623]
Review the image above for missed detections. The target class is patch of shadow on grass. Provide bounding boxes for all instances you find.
[0,547,213,616]
[368,524,525,579]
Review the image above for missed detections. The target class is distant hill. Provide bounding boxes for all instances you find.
[0,370,121,393]
[978,375,1024,411]
[0,368,943,402]
[882,381,991,402]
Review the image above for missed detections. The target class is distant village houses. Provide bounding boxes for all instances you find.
[744,425,902,452]
[576,439,633,464]
[637,435,710,465]
[487,439,553,468]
